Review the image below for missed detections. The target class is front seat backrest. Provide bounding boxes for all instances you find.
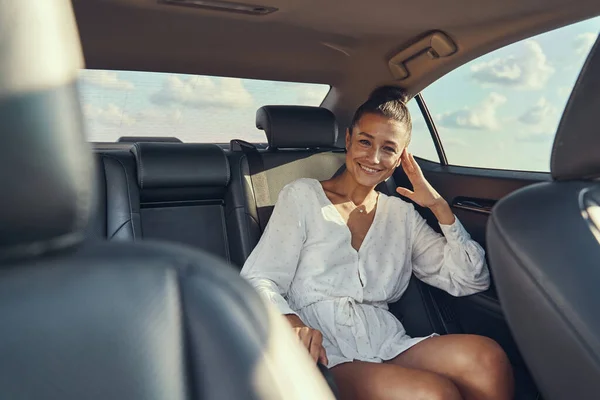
[0,2,334,399]
[487,35,600,400]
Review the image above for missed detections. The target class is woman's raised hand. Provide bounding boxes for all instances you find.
[396,151,455,225]
[395,151,443,209]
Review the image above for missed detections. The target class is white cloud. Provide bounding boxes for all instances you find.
[517,97,561,142]
[136,108,183,125]
[470,40,554,90]
[79,70,134,91]
[150,75,254,109]
[574,33,597,55]
[84,104,136,126]
[518,97,558,126]
[437,92,507,130]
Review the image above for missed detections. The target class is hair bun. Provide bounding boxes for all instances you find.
[368,85,409,104]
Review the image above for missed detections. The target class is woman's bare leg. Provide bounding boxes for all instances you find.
[331,360,463,400]
[387,334,514,400]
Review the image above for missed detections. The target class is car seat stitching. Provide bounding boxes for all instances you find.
[108,219,132,240]
[134,143,144,188]
[240,152,260,229]
[221,144,231,184]
[101,154,137,240]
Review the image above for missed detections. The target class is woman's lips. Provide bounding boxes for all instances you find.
[358,163,382,175]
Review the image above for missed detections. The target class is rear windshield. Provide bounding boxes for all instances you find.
[78,69,330,143]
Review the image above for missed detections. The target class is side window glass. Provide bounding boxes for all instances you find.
[406,98,440,162]
[421,17,600,171]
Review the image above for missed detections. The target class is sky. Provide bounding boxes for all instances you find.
[79,16,600,172]
[413,16,600,171]
[79,70,330,143]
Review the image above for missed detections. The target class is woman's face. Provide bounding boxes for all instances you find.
[345,112,409,188]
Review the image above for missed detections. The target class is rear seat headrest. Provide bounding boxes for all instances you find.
[552,35,600,180]
[118,136,182,143]
[131,143,230,189]
[256,106,339,149]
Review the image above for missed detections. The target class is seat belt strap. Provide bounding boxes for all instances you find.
[230,140,271,232]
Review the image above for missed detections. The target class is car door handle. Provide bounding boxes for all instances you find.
[452,197,495,215]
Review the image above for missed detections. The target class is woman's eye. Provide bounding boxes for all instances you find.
[359,139,370,146]
[385,147,397,154]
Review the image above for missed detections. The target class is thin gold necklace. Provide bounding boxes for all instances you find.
[344,196,365,213]
[346,195,374,214]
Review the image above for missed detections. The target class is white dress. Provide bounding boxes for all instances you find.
[240,178,490,368]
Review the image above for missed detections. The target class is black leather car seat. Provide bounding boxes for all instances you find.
[487,35,600,400]
[130,142,236,259]
[0,2,334,399]
[88,151,141,240]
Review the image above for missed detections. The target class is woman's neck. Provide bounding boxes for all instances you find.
[332,170,376,205]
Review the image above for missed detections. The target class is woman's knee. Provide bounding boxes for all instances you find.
[458,336,513,389]
[475,336,511,374]
[376,370,462,400]
[413,373,462,400]
[332,362,463,400]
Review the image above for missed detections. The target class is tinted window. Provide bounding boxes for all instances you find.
[78,70,330,143]
[421,17,600,171]
[406,98,439,162]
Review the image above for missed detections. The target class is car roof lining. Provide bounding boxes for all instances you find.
[73,0,600,126]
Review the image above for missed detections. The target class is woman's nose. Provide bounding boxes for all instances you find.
[367,148,381,164]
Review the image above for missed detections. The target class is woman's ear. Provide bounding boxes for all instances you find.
[345,128,351,150]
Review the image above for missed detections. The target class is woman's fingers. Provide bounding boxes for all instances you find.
[295,327,326,363]
[408,152,422,175]
[308,330,323,363]
[396,187,414,199]
[297,327,312,351]
[401,150,410,168]
[319,347,329,366]
[401,156,413,177]
[402,151,418,178]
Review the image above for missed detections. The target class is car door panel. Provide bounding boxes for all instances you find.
[392,158,548,399]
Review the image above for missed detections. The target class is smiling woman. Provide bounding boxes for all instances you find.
[77,69,330,143]
[240,85,513,400]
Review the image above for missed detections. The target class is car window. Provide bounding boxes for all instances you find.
[78,70,330,143]
[406,98,440,162]
[421,17,600,172]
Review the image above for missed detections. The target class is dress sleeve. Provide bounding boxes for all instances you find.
[409,205,490,296]
[240,184,306,316]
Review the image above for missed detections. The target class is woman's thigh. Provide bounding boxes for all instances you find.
[330,360,462,400]
[387,334,514,400]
